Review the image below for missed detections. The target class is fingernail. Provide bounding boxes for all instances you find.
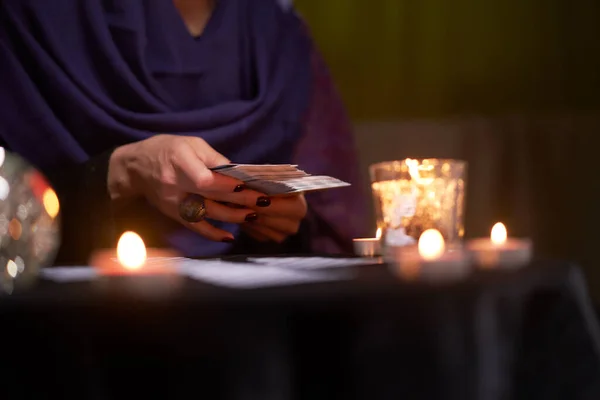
[222,237,235,243]
[245,213,258,222]
[234,184,245,192]
[256,197,271,207]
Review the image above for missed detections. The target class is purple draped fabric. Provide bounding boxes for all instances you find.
[0,0,367,255]
[294,43,370,253]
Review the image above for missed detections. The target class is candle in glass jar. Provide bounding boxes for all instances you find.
[466,222,532,269]
[90,231,180,276]
[370,158,467,247]
[353,228,382,257]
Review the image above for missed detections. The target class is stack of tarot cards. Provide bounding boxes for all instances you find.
[211,164,350,196]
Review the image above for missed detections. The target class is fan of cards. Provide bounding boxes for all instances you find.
[211,164,350,196]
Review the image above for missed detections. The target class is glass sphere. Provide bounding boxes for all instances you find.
[0,149,60,294]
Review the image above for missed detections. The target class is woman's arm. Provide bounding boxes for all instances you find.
[292,40,371,254]
[41,150,118,265]
[4,134,277,264]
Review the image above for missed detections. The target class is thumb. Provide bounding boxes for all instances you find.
[192,138,231,168]
[205,150,230,168]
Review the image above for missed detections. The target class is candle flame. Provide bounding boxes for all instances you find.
[43,188,60,219]
[406,158,419,178]
[491,222,507,245]
[418,229,445,261]
[376,228,382,240]
[117,231,147,270]
[406,158,434,186]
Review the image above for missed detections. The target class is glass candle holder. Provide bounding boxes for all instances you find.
[370,159,467,249]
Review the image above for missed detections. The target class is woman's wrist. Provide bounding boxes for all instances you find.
[107,143,140,202]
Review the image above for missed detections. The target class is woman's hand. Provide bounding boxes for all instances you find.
[241,194,308,243]
[107,134,273,242]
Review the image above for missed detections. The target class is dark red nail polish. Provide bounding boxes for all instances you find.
[234,185,245,192]
[245,213,258,222]
[256,197,271,207]
[222,237,235,243]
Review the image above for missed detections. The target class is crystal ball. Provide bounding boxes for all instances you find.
[0,149,60,294]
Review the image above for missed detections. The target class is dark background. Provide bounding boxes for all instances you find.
[297,0,600,299]
[298,0,600,119]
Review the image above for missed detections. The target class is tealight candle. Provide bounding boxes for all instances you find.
[466,222,532,269]
[90,231,180,276]
[353,228,382,257]
[386,229,470,281]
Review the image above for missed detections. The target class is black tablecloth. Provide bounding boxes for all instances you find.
[1,259,599,400]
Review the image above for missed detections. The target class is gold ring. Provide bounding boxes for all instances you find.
[178,194,207,223]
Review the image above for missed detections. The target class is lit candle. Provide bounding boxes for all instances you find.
[90,231,180,276]
[387,229,470,281]
[353,228,382,257]
[370,158,467,247]
[418,229,446,260]
[466,222,532,269]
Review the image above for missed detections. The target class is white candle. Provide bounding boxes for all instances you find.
[386,229,470,282]
[353,228,382,257]
[90,231,180,276]
[466,222,532,269]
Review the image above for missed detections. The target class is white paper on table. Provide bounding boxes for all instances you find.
[178,259,349,289]
[40,267,98,283]
[40,258,358,288]
[246,257,375,270]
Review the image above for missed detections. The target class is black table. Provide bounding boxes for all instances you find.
[0,259,599,399]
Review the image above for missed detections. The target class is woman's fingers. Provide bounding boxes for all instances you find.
[172,140,244,193]
[185,220,235,242]
[169,140,306,220]
[241,224,271,242]
[243,222,288,243]
[186,136,231,168]
[170,142,274,204]
[250,215,301,236]
[248,195,306,218]
[139,136,308,246]
[160,193,302,244]
[207,189,272,209]
[154,193,235,242]
[208,193,307,219]
[204,199,257,224]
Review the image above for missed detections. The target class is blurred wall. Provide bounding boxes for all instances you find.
[297,0,600,120]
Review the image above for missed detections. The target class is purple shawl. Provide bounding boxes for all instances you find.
[0,0,324,255]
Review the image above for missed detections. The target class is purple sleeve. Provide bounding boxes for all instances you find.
[292,38,371,254]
